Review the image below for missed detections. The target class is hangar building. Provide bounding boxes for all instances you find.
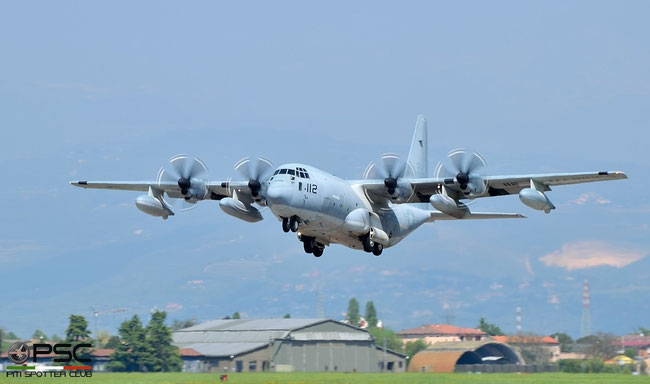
[408,340,523,373]
[173,318,405,373]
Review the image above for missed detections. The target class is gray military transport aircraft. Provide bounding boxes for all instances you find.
[70,116,627,257]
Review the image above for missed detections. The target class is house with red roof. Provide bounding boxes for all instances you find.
[398,324,486,346]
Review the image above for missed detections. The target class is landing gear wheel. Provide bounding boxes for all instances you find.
[372,243,383,256]
[313,245,324,257]
[282,218,290,233]
[303,237,314,254]
[290,216,299,232]
[362,234,374,253]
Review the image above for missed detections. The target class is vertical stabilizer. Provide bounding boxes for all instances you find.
[407,115,428,178]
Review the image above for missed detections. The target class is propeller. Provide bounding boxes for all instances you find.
[434,149,488,196]
[233,157,274,199]
[364,153,415,200]
[157,154,209,211]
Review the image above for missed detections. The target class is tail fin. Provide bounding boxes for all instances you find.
[407,115,428,178]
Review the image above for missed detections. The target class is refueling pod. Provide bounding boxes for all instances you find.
[219,197,263,223]
[429,193,469,218]
[135,187,173,219]
[136,195,173,219]
[519,179,555,213]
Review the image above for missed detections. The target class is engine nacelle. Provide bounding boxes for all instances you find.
[135,195,170,219]
[429,194,469,218]
[219,198,263,223]
[343,208,371,235]
[519,188,555,213]
[391,179,414,202]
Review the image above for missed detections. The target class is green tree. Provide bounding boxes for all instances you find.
[5,331,19,339]
[477,317,503,336]
[624,348,637,358]
[32,329,47,340]
[96,330,112,347]
[104,336,121,349]
[365,301,378,329]
[108,315,153,372]
[404,339,428,367]
[146,311,182,372]
[65,315,91,341]
[283,313,291,318]
[346,298,361,327]
[577,333,617,359]
[50,334,63,343]
[369,327,403,352]
[171,319,197,331]
[232,312,241,319]
[551,332,574,352]
[639,327,650,336]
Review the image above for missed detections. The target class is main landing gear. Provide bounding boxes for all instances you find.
[361,234,383,256]
[302,236,325,257]
[282,216,300,233]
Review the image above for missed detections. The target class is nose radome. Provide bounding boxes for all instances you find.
[266,182,292,207]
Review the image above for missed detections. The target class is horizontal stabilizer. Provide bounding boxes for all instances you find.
[428,211,526,222]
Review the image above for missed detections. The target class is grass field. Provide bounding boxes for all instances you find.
[3,372,649,384]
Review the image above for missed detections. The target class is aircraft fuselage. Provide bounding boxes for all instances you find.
[266,163,430,251]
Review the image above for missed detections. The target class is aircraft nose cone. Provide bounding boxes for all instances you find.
[266,182,292,207]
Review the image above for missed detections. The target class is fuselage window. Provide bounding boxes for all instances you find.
[279,169,288,174]
[288,169,295,176]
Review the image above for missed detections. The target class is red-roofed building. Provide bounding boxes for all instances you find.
[399,324,486,346]
[91,349,114,372]
[617,335,650,358]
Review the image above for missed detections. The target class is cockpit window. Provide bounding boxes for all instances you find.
[279,169,287,174]
[305,173,310,178]
[288,169,295,176]
[273,170,280,175]
[299,172,305,178]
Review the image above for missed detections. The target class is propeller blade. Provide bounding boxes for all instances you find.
[169,155,188,179]
[187,157,208,179]
[156,154,209,212]
[234,157,253,180]
[233,157,274,199]
[434,162,457,179]
[448,149,466,173]
[255,157,275,182]
[465,152,486,173]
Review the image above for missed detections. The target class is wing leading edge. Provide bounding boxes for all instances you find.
[69,180,245,200]
[354,170,627,203]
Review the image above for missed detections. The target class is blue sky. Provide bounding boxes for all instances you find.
[1,1,648,339]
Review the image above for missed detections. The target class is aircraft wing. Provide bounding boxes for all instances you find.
[69,180,248,200]
[428,211,526,222]
[354,170,627,203]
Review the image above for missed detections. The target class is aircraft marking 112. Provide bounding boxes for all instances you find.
[71,116,627,257]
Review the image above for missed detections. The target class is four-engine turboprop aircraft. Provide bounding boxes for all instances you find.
[70,116,627,257]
